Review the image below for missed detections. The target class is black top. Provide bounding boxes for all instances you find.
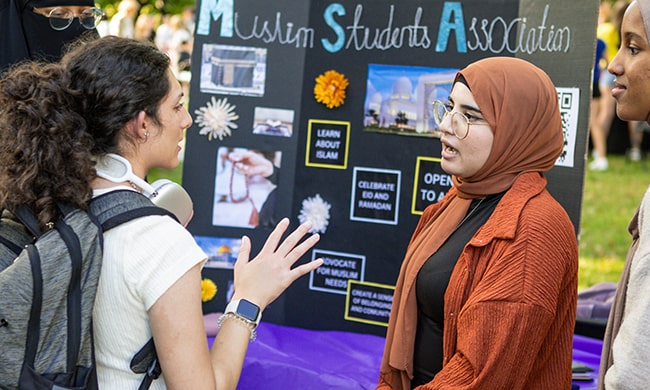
[411,192,504,387]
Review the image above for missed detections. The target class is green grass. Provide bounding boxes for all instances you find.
[578,154,650,290]
[146,155,648,292]
[148,164,183,185]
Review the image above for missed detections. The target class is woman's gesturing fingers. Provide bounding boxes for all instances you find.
[232,218,323,310]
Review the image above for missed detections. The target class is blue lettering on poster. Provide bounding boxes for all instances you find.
[322,3,346,53]
[195,1,571,55]
[197,0,234,37]
[435,2,467,53]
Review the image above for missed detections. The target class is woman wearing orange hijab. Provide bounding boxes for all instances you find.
[377,57,578,389]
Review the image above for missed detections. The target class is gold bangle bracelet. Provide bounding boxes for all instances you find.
[216,312,257,341]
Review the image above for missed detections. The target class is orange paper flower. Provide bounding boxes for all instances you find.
[313,70,349,109]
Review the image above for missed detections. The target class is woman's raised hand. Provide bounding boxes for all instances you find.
[232,218,323,310]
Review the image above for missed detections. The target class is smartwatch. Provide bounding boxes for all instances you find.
[224,298,262,326]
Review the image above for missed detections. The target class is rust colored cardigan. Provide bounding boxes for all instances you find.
[378,172,578,389]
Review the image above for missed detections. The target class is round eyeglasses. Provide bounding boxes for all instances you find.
[32,6,104,31]
[432,100,485,140]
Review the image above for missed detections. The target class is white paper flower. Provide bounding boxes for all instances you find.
[195,97,239,141]
[298,194,331,234]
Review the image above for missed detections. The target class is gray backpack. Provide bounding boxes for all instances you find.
[0,190,174,390]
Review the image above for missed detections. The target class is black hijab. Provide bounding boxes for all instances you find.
[0,0,98,73]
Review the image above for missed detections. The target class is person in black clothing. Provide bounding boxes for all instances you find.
[0,0,101,73]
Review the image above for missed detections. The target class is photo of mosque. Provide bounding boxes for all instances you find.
[194,235,242,269]
[363,64,458,138]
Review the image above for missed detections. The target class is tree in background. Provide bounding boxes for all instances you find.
[96,0,196,24]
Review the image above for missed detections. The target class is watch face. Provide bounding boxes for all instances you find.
[238,299,260,321]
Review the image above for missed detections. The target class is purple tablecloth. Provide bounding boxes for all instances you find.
[572,334,603,390]
[207,323,603,389]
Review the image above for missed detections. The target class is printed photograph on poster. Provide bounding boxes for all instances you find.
[345,280,394,327]
[364,63,458,138]
[305,119,350,169]
[309,249,366,295]
[212,147,281,229]
[195,236,242,269]
[411,157,453,215]
[555,87,579,168]
[252,107,294,137]
[350,167,401,225]
[199,43,267,97]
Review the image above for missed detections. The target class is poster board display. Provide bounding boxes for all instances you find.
[183,0,599,336]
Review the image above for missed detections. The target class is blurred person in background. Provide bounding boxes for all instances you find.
[134,12,155,42]
[168,14,191,67]
[155,13,173,53]
[108,0,139,38]
[592,0,637,170]
[590,36,608,171]
[181,5,195,34]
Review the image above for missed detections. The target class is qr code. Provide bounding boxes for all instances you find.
[556,91,575,163]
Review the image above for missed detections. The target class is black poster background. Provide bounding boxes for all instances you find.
[184,0,599,336]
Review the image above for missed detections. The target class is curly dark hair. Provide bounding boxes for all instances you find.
[0,37,172,230]
[0,62,95,230]
[61,35,171,155]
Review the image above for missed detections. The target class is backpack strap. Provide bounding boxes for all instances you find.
[130,338,161,390]
[89,190,178,231]
[22,214,85,375]
[23,244,44,368]
[89,189,176,389]
[0,235,23,256]
[53,216,85,373]
[13,205,43,238]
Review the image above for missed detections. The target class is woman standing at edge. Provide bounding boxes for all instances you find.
[0,35,323,389]
[599,1,650,388]
[377,57,578,389]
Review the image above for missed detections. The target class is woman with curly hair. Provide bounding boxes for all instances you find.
[0,36,323,389]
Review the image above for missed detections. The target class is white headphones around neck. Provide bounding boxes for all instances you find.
[95,153,194,226]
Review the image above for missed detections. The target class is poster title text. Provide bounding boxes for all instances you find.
[197,2,570,55]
